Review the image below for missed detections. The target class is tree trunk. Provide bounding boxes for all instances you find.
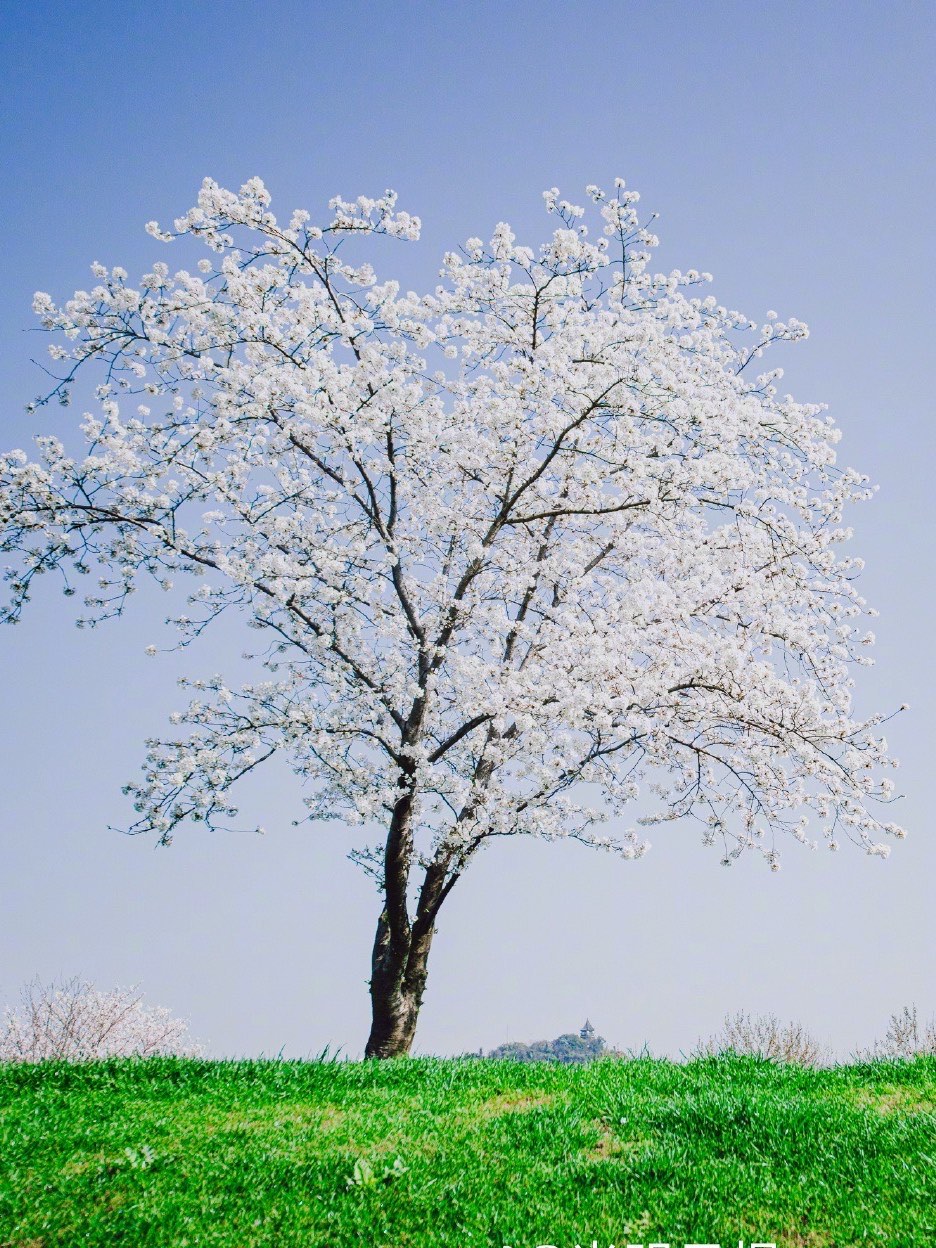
[365,908,434,1058]
[364,743,470,1057]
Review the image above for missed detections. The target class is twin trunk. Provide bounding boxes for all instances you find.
[364,720,483,1058]
[364,908,434,1058]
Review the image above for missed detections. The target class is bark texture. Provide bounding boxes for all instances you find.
[364,795,453,1057]
[364,909,432,1058]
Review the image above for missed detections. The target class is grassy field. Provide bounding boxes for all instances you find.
[1,1054,934,1248]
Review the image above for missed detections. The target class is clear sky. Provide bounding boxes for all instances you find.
[1,0,933,1060]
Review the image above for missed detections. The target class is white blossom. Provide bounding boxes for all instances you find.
[0,977,202,1062]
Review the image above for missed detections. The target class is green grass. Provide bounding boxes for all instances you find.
[1,1055,935,1247]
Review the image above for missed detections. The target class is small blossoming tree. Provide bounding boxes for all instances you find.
[1,178,903,1057]
[0,977,202,1062]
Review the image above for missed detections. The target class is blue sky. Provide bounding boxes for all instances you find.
[1,0,933,1058]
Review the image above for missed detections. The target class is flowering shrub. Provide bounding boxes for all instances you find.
[697,1010,828,1065]
[861,1004,936,1059]
[0,977,203,1062]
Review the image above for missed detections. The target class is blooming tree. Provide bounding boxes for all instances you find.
[862,1004,936,1060]
[1,178,903,1056]
[697,1011,828,1066]
[0,977,202,1062]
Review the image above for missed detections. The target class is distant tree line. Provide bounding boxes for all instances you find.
[487,1020,612,1064]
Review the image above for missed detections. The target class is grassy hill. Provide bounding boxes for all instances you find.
[2,1054,934,1247]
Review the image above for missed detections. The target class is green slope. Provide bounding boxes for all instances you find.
[1,1055,934,1247]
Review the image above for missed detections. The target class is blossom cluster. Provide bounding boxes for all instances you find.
[1,177,903,885]
[0,977,202,1062]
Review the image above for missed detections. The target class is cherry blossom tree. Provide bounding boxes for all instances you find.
[0,977,202,1062]
[1,178,903,1057]
[696,1011,828,1066]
